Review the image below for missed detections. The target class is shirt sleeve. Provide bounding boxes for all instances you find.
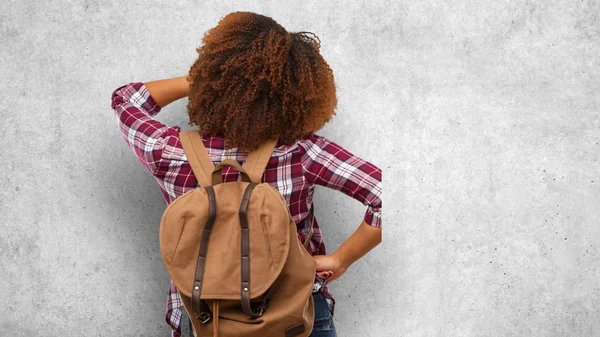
[110,82,180,176]
[301,133,382,228]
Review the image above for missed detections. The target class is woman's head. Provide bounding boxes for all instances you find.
[187,12,337,150]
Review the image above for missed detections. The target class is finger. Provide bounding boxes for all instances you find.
[325,271,337,283]
[325,274,335,284]
[318,271,333,280]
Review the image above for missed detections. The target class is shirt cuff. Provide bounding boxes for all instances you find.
[113,82,162,117]
[364,206,381,228]
[139,82,162,116]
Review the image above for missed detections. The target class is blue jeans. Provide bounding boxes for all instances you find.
[309,293,337,337]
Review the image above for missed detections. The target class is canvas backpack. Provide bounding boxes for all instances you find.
[159,131,317,337]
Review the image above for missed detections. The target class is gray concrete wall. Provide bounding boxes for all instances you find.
[0,1,598,336]
[398,1,600,336]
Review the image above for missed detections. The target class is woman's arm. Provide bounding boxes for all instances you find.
[144,75,190,108]
[110,75,189,176]
[336,220,382,266]
[314,220,382,283]
[301,133,382,283]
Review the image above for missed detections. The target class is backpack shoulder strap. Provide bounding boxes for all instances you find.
[243,139,278,183]
[179,130,215,187]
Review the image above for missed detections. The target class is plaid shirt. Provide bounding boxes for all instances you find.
[110,82,382,336]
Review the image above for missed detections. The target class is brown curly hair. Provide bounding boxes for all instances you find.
[186,12,337,150]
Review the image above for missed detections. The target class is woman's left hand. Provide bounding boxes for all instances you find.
[313,254,348,284]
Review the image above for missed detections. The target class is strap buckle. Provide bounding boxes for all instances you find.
[251,297,271,319]
[196,311,212,324]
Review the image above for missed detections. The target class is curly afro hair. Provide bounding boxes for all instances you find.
[186,11,337,151]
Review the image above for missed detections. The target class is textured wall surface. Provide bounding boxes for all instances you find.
[399,1,600,336]
[0,0,598,336]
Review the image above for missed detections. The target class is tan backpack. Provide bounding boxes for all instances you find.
[159,131,317,337]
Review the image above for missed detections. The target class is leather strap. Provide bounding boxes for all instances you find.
[285,323,306,337]
[180,131,215,187]
[212,300,220,337]
[238,183,267,318]
[191,186,217,323]
[242,139,278,183]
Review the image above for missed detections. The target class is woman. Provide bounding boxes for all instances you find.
[110,11,382,337]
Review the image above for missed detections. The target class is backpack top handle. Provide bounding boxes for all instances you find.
[211,159,252,185]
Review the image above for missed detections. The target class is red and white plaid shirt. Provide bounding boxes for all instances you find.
[110,82,382,336]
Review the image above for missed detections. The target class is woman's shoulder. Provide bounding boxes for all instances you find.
[295,132,351,157]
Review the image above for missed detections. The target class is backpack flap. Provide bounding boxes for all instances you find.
[159,181,292,300]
